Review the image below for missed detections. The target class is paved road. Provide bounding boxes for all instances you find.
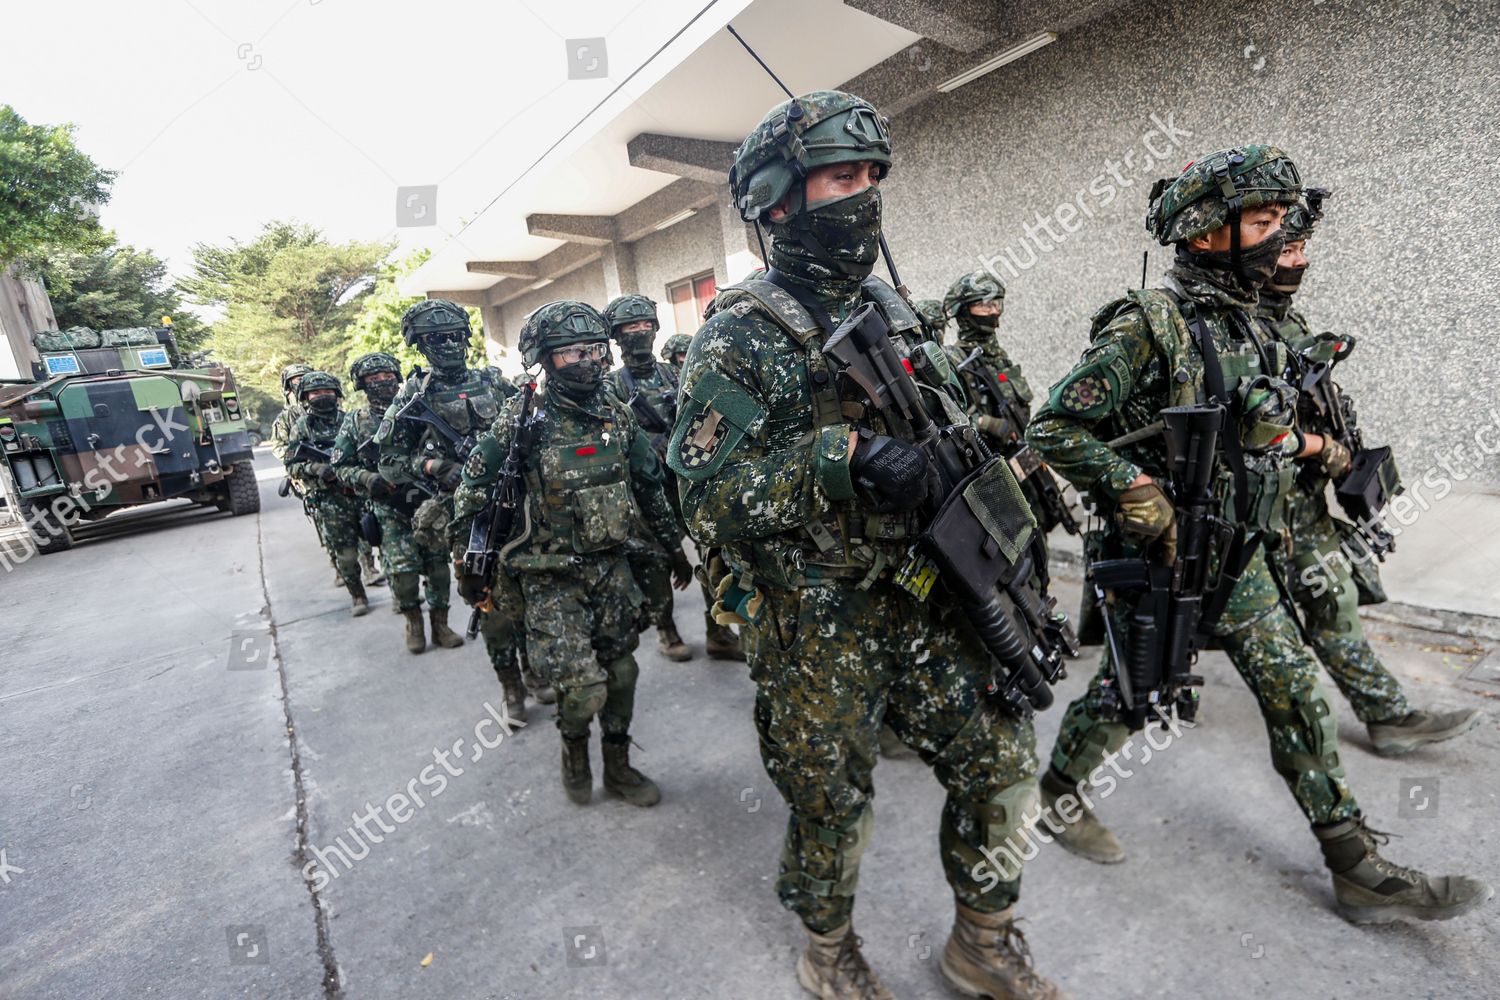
[2,447,1497,999]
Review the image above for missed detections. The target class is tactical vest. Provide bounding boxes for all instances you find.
[708,274,935,589]
[1106,286,1295,535]
[410,367,507,462]
[512,391,637,566]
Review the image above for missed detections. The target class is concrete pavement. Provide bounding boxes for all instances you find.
[1,447,1497,999]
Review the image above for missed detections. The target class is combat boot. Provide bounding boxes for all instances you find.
[346,580,370,617]
[601,734,661,807]
[402,609,427,654]
[428,608,465,648]
[1315,816,1493,924]
[359,549,386,587]
[657,620,691,661]
[877,723,916,760]
[561,733,592,805]
[496,665,527,722]
[705,621,746,661]
[1040,770,1124,864]
[1367,707,1484,756]
[522,661,557,705]
[941,902,1070,1000]
[795,922,895,1000]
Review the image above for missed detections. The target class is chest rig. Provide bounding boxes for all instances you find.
[515,390,636,563]
[417,368,504,460]
[715,273,929,588]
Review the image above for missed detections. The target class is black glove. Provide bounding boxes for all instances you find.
[365,473,399,498]
[316,464,338,485]
[436,462,464,491]
[670,548,693,590]
[850,432,929,513]
[457,572,490,606]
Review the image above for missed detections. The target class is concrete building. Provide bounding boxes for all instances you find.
[406,0,1500,485]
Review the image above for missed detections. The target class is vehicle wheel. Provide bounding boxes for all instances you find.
[222,462,261,516]
[15,493,76,554]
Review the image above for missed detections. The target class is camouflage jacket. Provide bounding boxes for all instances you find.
[284,407,355,498]
[944,324,1033,443]
[330,405,384,495]
[1027,260,1298,534]
[269,400,304,463]
[667,270,948,590]
[452,380,680,568]
[605,361,678,456]
[374,365,517,492]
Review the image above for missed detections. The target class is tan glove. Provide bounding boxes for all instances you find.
[1320,437,1353,479]
[1116,481,1175,541]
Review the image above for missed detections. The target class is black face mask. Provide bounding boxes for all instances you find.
[1194,228,1286,288]
[769,184,883,280]
[365,383,398,408]
[548,358,603,401]
[962,311,1000,335]
[1268,264,1306,295]
[619,334,656,371]
[307,396,339,414]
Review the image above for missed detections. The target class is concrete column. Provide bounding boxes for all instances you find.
[481,303,510,354]
[600,242,638,301]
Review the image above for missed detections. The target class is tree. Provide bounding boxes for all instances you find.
[0,105,115,264]
[39,234,207,349]
[186,221,392,398]
[345,249,487,377]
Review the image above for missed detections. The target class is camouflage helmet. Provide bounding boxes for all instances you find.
[912,298,946,334]
[348,351,401,386]
[399,298,471,345]
[1146,145,1302,245]
[943,270,1006,319]
[280,362,313,392]
[729,90,892,223]
[296,370,343,400]
[518,300,609,367]
[661,333,693,362]
[1281,187,1331,243]
[603,294,659,338]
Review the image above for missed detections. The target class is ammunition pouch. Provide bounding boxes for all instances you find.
[1335,445,1401,526]
[570,479,634,553]
[359,508,382,546]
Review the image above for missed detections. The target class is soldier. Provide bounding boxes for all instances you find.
[453,300,689,806]
[329,353,455,647]
[660,333,693,371]
[373,300,527,703]
[283,371,369,617]
[944,272,1076,540]
[603,294,695,661]
[1028,145,1490,924]
[1260,193,1482,754]
[912,296,946,344]
[671,90,1068,1000]
[606,295,743,662]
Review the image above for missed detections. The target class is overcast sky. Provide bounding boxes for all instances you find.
[2,0,705,280]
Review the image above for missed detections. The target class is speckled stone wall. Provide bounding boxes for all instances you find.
[878,0,1500,485]
[629,206,722,342]
[495,265,608,350]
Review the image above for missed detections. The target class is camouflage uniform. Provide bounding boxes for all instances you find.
[1030,147,1489,926]
[674,96,1059,1000]
[911,297,946,344]
[454,300,684,806]
[374,300,524,671]
[283,373,367,612]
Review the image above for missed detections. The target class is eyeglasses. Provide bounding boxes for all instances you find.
[551,343,609,364]
[422,330,469,346]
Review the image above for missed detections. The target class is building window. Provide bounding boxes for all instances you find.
[667,271,717,334]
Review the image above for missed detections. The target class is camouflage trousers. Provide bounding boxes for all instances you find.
[1051,542,1360,826]
[749,579,1038,933]
[306,489,363,585]
[625,536,675,629]
[517,549,644,739]
[1279,496,1408,724]
[478,567,527,684]
[373,505,450,612]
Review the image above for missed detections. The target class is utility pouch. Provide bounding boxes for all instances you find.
[570,479,634,553]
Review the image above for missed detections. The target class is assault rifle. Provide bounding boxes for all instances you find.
[823,303,1077,717]
[1296,334,1401,557]
[957,349,1079,536]
[1089,405,1228,730]
[288,439,356,496]
[461,383,545,638]
[357,435,437,518]
[394,370,480,466]
[618,365,677,436]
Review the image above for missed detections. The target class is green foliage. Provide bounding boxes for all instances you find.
[0,105,115,264]
[344,249,486,381]
[186,220,392,399]
[38,233,207,350]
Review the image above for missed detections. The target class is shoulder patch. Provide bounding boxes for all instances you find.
[667,370,766,481]
[464,449,487,479]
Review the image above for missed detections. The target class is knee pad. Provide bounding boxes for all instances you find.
[778,802,874,899]
[560,680,608,722]
[605,654,639,689]
[390,571,422,610]
[1263,680,1341,780]
[942,777,1041,883]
